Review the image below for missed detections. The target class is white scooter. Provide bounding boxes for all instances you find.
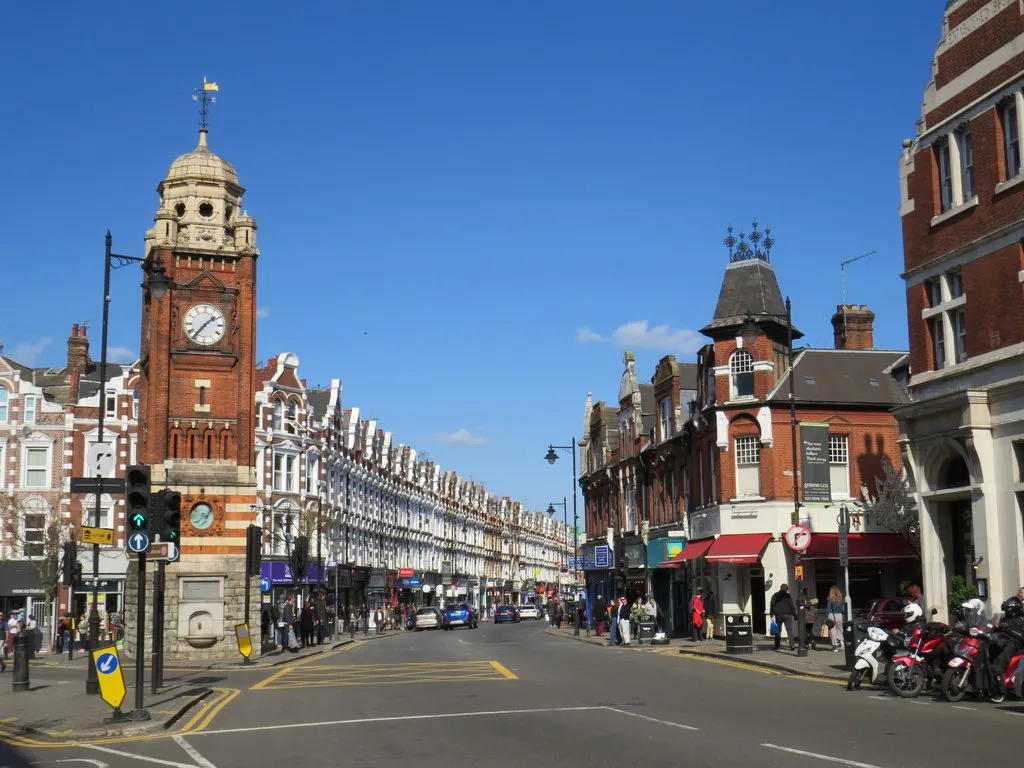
[847,625,904,690]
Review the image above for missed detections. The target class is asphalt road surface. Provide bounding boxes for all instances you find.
[8,620,1023,768]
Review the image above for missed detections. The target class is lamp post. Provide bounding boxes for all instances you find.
[86,232,170,696]
[738,296,807,658]
[316,480,326,593]
[545,440,580,636]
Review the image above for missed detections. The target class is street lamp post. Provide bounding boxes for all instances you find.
[86,233,170,696]
[739,296,807,658]
[545,440,580,636]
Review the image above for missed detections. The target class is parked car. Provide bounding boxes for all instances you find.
[517,604,541,620]
[855,598,910,629]
[443,602,478,630]
[413,607,443,630]
[494,605,520,624]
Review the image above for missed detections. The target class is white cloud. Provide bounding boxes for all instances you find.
[434,428,486,447]
[611,320,702,355]
[106,346,138,363]
[256,306,271,319]
[576,327,604,344]
[6,337,53,366]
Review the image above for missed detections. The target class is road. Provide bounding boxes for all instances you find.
[7,620,1023,768]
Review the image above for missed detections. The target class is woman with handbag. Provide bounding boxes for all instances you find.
[825,586,845,651]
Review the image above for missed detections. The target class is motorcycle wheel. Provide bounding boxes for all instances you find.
[847,668,869,691]
[889,661,925,698]
[940,667,969,702]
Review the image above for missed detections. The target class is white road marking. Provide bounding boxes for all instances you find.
[173,736,218,768]
[192,706,605,737]
[869,695,889,701]
[602,707,698,731]
[82,744,194,768]
[1006,711,1024,717]
[952,706,976,711]
[762,743,887,768]
[907,700,931,705]
[48,761,109,767]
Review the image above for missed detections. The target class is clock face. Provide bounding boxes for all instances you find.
[183,303,226,346]
[189,502,215,530]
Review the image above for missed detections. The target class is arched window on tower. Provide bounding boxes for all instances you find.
[273,400,283,431]
[730,350,755,399]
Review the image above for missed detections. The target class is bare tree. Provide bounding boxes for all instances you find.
[0,491,72,623]
[860,457,920,558]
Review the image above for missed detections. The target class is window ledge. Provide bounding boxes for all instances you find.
[729,496,766,503]
[930,196,978,227]
[994,173,1024,196]
[724,396,758,406]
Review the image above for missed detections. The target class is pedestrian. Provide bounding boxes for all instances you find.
[300,599,316,647]
[607,599,618,646]
[555,601,564,629]
[282,595,299,652]
[593,594,607,636]
[315,591,328,644]
[616,596,631,646]
[689,588,705,642]
[644,596,658,626]
[769,584,798,651]
[802,592,819,651]
[374,605,384,635]
[703,588,716,640]
[78,611,88,652]
[360,604,369,636]
[825,586,845,651]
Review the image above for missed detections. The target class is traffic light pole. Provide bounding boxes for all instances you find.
[151,560,165,692]
[133,550,149,719]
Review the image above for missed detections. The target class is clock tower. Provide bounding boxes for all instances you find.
[127,125,260,660]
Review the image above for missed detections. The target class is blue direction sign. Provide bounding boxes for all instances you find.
[167,541,180,563]
[259,577,272,593]
[127,532,150,553]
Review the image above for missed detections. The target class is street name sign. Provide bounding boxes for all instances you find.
[81,527,114,545]
[70,476,126,495]
[91,647,127,711]
[127,541,177,560]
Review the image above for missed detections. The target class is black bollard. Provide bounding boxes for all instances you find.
[12,633,30,692]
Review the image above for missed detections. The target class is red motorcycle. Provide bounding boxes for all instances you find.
[941,626,1024,703]
[888,622,956,698]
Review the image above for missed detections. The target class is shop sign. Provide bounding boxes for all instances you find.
[800,422,832,504]
[399,577,421,588]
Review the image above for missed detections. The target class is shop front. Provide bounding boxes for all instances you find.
[647,534,688,637]
[582,542,614,625]
[0,561,46,645]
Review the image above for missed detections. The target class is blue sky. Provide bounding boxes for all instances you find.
[0,1,943,521]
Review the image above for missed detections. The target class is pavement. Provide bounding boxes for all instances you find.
[544,624,851,680]
[0,629,402,741]
[2,619,1022,768]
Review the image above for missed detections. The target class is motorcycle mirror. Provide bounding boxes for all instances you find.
[930,608,938,616]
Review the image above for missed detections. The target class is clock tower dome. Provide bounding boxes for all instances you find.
[128,125,261,660]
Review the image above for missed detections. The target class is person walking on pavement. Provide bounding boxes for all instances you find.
[282,595,299,652]
[689,588,705,642]
[555,601,564,629]
[593,594,607,636]
[607,599,619,646]
[825,586,845,651]
[315,591,328,644]
[360,604,369,636]
[770,584,798,651]
[703,588,716,641]
[374,605,384,635]
[616,595,632,646]
[300,599,316,647]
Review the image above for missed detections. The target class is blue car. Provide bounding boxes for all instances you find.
[494,605,520,624]
[443,602,478,630]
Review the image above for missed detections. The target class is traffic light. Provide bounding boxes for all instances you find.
[126,464,153,537]
[291,535,309,579]
[62,540,77,586]
[156,490,182,544]
[245,525,262,577]
[72,561,83,587]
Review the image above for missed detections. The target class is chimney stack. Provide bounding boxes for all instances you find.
[67,323,90,404]
[832,304,875,350]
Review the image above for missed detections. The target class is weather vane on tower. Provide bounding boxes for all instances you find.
[192,76,220,130]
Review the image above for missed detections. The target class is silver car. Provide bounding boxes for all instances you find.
[414,607,443,630]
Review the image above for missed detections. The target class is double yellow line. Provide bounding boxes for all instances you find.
[0,687,240,749]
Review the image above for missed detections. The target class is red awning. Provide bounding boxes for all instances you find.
[801,533,917,561]
[659,538,714,567]
[704,533,772,564]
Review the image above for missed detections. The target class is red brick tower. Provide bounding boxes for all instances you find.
[128,126,260,660]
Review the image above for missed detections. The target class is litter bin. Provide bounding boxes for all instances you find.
[638,621,657,646]
[843,621,866,669]
[724,614,753,654]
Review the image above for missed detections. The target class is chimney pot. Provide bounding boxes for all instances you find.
[831,304,875,350]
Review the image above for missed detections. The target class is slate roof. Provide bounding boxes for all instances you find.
[639,383,655,436]
[307,390,332,419]
[769,349,909,406]
[701,259,802,338]
[678,363,698,391]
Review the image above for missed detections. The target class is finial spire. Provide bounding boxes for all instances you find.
[725,219,774,263]
[192,76,219,132]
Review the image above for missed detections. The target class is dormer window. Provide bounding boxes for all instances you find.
[105,390,117,417]
[730,350,755,399]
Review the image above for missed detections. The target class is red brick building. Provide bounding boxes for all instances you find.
[580,235,916,638]
[895,0,1024,617]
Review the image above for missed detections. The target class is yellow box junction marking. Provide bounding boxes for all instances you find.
[252,660,518,691]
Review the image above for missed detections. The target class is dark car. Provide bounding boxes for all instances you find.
[443,602,478,630]
[855,598,910,629]
[494,605,520,624]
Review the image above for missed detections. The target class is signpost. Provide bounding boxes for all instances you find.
[839,505,852,622]
[91,647,128,721]
[81,527,114,545]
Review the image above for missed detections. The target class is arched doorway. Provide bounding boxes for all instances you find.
[937,455,973,585]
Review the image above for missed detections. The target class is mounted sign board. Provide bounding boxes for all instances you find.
[81,527,114,545]
[784,525,812,552]
[92,647,127,711]
[70,476,126,495]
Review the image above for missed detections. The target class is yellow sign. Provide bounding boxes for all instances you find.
[81,527,114,545]
[794,565,805,581]
[91,647,127,711]
[235,623,252,659]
